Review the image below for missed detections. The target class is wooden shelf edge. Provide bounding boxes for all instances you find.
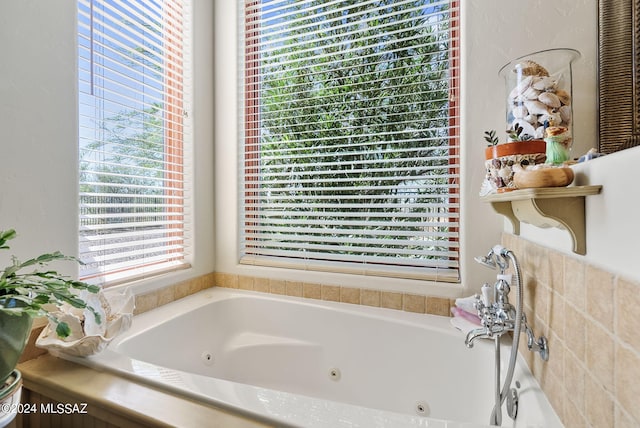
[480,185,602,202]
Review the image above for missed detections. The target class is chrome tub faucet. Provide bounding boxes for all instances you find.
[465,245,549,426]
[465,245,548,361]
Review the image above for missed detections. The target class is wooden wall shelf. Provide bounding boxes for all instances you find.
[481,186,603,255]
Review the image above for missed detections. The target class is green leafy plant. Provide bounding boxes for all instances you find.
[506,124,534,141]
[0,229,101,338]
[484,130,499,146]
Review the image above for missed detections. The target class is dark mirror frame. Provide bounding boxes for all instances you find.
[598,0,640,153]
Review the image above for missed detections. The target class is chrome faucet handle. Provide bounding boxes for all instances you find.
[495,303,515,324]
[473,293,482,310]
[480,308,495,328]
[473,293,489,317]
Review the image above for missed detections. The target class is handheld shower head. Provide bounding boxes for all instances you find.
[475,245,510,272]
[474,252,497,269]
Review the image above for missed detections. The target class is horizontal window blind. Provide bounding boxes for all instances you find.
[78,0,191,286]
[241,0,460,282]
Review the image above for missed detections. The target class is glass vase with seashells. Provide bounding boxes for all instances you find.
[499,48,580,165]
[480,49,581,196]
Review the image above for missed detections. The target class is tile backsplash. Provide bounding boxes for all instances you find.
[214,272,453,316]
[503,233,640,427]
[133,272,216,314]
[91,269,456,325]
[132,271,454,318]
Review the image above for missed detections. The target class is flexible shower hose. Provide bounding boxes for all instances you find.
[490,249,523,426]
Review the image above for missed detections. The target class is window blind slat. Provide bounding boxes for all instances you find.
[80,255,186,280]
[242,249,459,269]
[80,219,184,232]
[247,168,460,180]
[246,212,458,220]
[243,236,459,254]
[249,0,452,46]
[245,226,458,239]
[82,239,185,255]
[80,229,185,244]
[245,218,455,228]
[78,0,191,286]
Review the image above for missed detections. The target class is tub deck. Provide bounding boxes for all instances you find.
[18,354,273,428]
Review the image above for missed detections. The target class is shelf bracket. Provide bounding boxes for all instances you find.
[489,200,520,235]
[482,185,602,255]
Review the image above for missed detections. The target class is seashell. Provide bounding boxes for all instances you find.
[538,112,562,127]
[532,76,557,91]
[524,114,538,124]
[512,105,528,119]
[555,89,571,105]
[510,119,536,139]
[35,288,135,357]
[516,75,534,92]
[523,86,541,100]
[498,167,512,181]
[559,105,572,124]
[514,60,549,77]
[82,292,108,337]
[508,88,519,103]
[539,92,561,108]
[524,100,549,115]
[534,126,546,139]
[509,76,534,101]
[531,77,544,90]
[54,313,85,342]
[549,135,573,150]
[544,126,569,137]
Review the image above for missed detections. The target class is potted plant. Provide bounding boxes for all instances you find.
[482,126,546,193]
[0,229,101,384]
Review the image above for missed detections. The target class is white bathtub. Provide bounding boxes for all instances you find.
[70,288,562,428]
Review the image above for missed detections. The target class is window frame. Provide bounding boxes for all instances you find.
[77,0,192,287]
[240,0,461,283]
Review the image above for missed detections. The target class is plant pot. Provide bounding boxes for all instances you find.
[484,140,546,160]
[0,308,33,384]
[483,140,547,192]
[0,370,23,427]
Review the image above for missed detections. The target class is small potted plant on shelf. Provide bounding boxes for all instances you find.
[482,126,546,194]
[0,229,101,385]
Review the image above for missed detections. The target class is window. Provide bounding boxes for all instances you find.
[241,0,460,282]
[78,0,191,286]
